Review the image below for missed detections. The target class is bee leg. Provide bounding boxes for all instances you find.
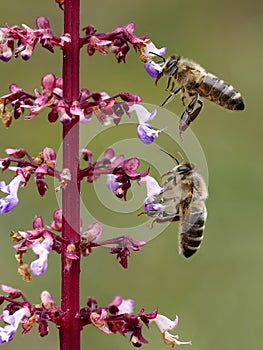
[161,170,176,179]
[181,95,186,106]
[172,214,180,222]
[179,94,203,133]
[155,72,163,86]
[137,211,147,217]
[189,99,203,122]
[162,176,177,190]
[152,212,180,225]
[166,76,173,90]
[161,86,182,107]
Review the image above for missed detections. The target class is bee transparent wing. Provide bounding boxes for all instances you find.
[191,172,208,200]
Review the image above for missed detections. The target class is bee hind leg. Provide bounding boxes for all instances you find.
[181,95,187,106]
[179,95,203,133]
[166,77,173,90]
[152,212,180,225]
[189,99,203,122]
[161,85,182,107]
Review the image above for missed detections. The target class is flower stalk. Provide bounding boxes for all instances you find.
[60,0,81,349]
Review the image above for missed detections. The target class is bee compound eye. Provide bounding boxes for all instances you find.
[177,164,191,174]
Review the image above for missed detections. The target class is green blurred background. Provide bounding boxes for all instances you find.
[0,0,262,349]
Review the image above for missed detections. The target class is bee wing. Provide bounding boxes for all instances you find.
[191,172,208,200]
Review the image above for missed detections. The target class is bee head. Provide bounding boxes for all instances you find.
[162,56,180,76]
[160,149,195,174]
[176,163,195,175]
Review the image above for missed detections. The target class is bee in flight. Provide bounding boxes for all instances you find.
[144,150,208,258]
[153,54,245,134]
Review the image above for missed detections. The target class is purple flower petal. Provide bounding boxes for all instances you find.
[0,174,24,196]
[137,124,154,144]
[143,198,165,215]
[0,45,12,62]
[59,109,72,123]
[30,236,53,275]
[0,308,29,344]
[0,195,19,213]
[106,174,121,192]
[20,44,33,60]
[30,257,48,276]
[0,174,24,213]
[144,61,161,78]
[137,124,162,144]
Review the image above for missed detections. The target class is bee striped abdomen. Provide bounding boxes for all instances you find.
[198,74,245,111]
[179,203,206,258]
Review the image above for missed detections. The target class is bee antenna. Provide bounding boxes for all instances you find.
[149,51,166,63]
[160,149,180,165]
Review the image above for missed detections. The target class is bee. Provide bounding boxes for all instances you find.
[155,55,245,134]
[145,150,208,258]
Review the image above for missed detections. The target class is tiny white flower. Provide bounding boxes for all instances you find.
[0,307,29,344]
[118,298,135,314]
[143,41,166,57]
[153,314,192,347]
[129,104,157,124]
[140,175,164,197]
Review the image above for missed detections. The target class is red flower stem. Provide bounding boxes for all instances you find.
[79,167,116,180]
[59,0,81,350]
[1,297,25,306]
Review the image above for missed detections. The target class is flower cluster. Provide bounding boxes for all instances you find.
[0,289,191,347]
[80,222,146,269]
[0,286,65,344]
[77,296,191,347]
[80,148,149,200]
[0,146,155,214]
[0,17,70,62]
[0,73,142,127]
[11,209,65,281]
[0,147,68,213]
[0,16,154,65]
[81,22,146,63]
[0,73,162,144]
[10,210,146,279]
